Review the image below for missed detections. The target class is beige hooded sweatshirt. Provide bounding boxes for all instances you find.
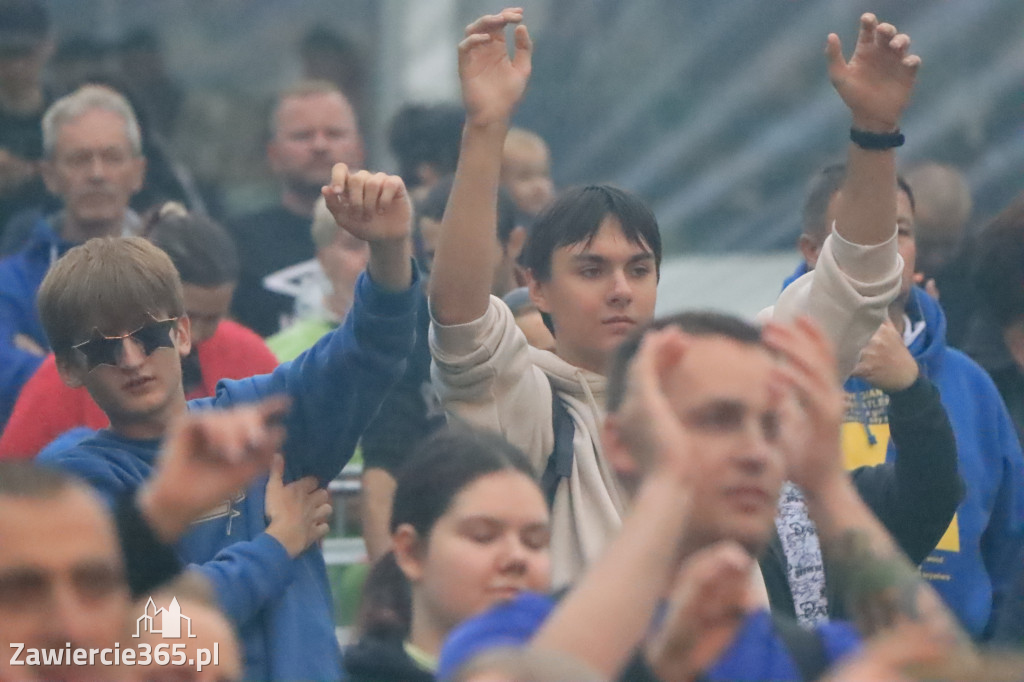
[430,226,902,586]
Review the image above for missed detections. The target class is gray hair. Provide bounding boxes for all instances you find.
[42,84,143,158]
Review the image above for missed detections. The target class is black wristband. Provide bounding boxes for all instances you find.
[850,127,905,150]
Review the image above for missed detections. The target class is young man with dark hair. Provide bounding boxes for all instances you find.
[430,9,915,586]
[36,165,419,680]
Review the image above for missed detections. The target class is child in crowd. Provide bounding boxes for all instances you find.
[502,126,556,225]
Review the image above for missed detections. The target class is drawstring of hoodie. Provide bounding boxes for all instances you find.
[855,390,878,446]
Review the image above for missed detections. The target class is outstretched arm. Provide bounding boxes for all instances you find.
[829,13,920,248]
[428,8,532,325]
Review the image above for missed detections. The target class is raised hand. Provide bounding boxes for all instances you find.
[827,13,921,131]
[762,317,846,496]
[138,396,289,542]
[851,319,919,392]
[611,328,695,484]
[264,454,333,558]
[459,8,532,127]
[321,164,412,244]
[646,541,754,682]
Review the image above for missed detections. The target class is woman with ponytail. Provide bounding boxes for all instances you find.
[344,426,552,681]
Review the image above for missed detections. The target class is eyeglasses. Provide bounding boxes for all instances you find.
[72,318,179,371]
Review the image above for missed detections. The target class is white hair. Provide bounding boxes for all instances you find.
[42,84,142,158]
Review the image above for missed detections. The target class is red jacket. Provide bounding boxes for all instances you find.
[0,320,279,458]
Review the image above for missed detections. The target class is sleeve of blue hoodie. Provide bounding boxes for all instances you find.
[188,268,419,624]
[189,267,420,484]
[0,255,47,429]
[981,391,1024,638]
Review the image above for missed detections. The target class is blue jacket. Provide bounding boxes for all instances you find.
[0,214,73,428]
[39,270,420,681]
[842,286,1024,638]
[437,592,860,681]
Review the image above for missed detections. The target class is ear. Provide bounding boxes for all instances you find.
[175,316,192,357]
[797,234,821,270]
[129,156,147,195]
[55,354,86,389]
[266,139,283,174]
[391,524,425,582]
[601,414,640,480]
[40,159,60,195]
[504,225,528,262]
[525,268,551,315]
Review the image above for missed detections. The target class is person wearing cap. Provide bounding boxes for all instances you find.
[0,0,55,239]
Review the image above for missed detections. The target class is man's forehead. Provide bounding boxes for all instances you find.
[58,108,129,138]
[276,92,354,126]
[0,489,116,555]
[665,336,774,401]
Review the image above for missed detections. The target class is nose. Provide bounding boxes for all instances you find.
[86,153,107,179]
[311,131,330,151]
[607,269,633,308]
[117,337,148,369]
[497,535,529,575]
[734,421,771,474]
[44,583,94,647]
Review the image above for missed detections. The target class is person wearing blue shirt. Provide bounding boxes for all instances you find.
[439,310,972,681]
[36,164,419,681]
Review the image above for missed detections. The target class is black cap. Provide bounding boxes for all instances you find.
[0,0,51,53]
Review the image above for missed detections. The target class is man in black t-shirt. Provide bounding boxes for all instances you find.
[230,80,364,336]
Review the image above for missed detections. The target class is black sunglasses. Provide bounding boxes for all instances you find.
[72,318,179,372]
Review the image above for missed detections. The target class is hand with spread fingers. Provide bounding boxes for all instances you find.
[459,7,533,127]
[138,396,290,543]
[613,327,696,486]
[826,12,921,131]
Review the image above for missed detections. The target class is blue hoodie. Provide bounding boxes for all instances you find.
[437,592,860,681]
[0,214,74,428]
[39,270,420,681]
[840,284,1024,638]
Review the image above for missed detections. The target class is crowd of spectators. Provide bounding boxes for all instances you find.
[2,1,1024,681]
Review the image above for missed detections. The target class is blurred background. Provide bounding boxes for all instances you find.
[27,0,1024,312]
